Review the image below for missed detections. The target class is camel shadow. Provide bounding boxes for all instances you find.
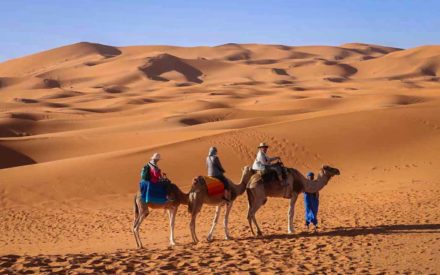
[239,223,440,241]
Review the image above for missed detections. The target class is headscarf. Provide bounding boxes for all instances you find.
[150,153,161,160]
[208,146,217,156]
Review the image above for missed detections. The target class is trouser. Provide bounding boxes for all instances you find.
[304,192,319,226]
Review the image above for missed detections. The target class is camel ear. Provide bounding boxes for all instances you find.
[322,164,328,170]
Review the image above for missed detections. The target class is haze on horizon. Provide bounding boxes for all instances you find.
[1,0,440,62]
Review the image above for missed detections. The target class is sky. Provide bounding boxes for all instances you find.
[1,0,440,62]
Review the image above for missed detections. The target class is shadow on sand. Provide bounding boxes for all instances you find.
[239,223,440,241]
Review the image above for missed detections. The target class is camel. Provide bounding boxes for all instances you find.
[246,164,340,236]
[132,181,188,248]
[188,166,253,243]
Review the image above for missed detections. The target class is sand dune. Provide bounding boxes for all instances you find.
[0,42,439,273]
[354,45,440,79]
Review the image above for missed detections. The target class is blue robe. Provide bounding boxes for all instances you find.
[140,180,167,204]
[304,192,319,226]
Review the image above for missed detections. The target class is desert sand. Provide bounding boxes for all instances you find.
[0,42,439,273]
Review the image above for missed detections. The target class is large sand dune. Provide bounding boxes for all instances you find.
[0,42,439,273]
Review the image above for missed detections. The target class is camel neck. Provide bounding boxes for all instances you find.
[300,170,330,193]
[176,186,189,204]
[315,171,330,190]
[232,166,252,195]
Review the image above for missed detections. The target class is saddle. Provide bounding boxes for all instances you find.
[140,180,168,204]
[249,164,293,199]
[202,176,225,196]
[261,169,280,184]
[253,162,287,185]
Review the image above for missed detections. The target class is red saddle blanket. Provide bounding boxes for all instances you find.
[203,176,224,196]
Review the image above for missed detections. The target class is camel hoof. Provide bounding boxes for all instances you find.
[206,237,214,242]
[225,236,233,240]
[257,231,263,237]
[288,230,293,234]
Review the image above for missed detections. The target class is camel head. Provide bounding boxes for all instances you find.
[189,176,208,194]
[321,165,340,178]
[192,176,206,187]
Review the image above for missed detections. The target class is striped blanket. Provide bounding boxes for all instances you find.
[203,176,225,196]
[140,180,168,204]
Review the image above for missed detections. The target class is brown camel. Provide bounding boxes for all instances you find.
[132,181,188,248]
[188,166,253,243]
[246,165,340,236]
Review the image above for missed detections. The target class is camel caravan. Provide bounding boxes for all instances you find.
[132,143,340,248]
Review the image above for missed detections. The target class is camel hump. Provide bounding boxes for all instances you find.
[288,168,305,193]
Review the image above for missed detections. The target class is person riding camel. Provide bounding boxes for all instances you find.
[206,146,231,202]
[140,153,175,202]
[252,142,285,184]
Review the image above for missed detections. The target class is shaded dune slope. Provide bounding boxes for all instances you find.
[138,53,203,83]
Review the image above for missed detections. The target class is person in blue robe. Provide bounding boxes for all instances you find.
[304,172,319,231]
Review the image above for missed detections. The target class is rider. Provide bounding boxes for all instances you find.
[141,153,175,202]
[206,146,231,202]
[252,142,284,183]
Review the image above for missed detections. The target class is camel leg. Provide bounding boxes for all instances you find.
[132,197,143,248]
[224,202,233,240]
[133,201,139,227]
[249,186,266,237]
[167,207,177,246]
[247,213,256,236]
[207,205,221,242]
[133,202,149,249]
[190,212,200,244]
[247,196,264,236]
[190,196,203,244]
[132,196,140,242]
[247,188,263,236]
[246,190,256,236]
[288,192,299,234]
[250,202,264,237]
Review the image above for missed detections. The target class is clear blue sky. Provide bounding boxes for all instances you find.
[1,0,439,62]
